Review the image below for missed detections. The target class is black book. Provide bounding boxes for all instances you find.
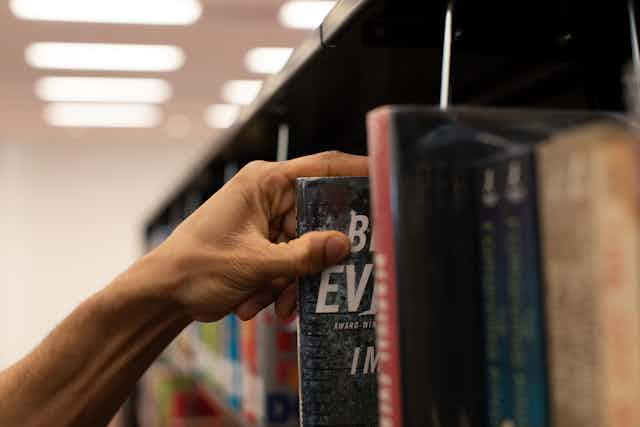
[425,126,509,427]
[296,177,377,427]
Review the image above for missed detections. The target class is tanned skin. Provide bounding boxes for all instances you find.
[0,151,368,427]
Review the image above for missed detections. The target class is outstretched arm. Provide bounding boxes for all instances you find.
[0,151,368,427]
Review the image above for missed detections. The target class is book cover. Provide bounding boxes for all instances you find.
[296,176,377,426]
[537,123,640,427]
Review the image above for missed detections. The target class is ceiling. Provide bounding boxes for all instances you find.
[0,0,311,145]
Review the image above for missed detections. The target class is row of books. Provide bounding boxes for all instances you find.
[367,107,640,427]
[144,106,640,427]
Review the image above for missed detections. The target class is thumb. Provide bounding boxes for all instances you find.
[268,231,351,278]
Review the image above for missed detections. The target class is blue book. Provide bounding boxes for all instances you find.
[475,156,513,427]
[225,314,243,411]
[501,147,549,427]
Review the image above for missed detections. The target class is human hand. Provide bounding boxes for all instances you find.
[153,151,368,323]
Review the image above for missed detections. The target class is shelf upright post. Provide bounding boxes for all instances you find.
[629,0,640,70]
[626,0,640,118]
[277,124,290,162]
[440,0,454,110]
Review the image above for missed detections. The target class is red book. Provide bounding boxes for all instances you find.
[367,107,403,427]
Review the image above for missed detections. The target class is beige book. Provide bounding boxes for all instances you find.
[537,123,640,427]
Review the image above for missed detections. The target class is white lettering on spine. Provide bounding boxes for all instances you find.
[314,263,374,314]
[350,346,378,375]
[364,346,379,374]
[351,347,361,375]
[348,210,369,253]
[346,263,373,312]
[315,265,343,313]
[374,253,394,425]
[360,283,377,316]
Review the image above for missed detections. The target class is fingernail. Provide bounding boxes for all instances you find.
[325,235,350,265]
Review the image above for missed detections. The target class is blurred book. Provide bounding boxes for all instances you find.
[537,123,640,427]
[366,106,638,427]
[242,307,299,427]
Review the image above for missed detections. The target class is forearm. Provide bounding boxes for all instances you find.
[0,250,190,427]
[0,151,364,427]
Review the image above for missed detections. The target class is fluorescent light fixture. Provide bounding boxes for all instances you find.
[278,1,336,29]
[35,77,172,103]
[10,0,201,25]
[221,80,263,106]
[44,103,162,128]
[244,47,293,74]
[26,42,185,72]
[204,104,241,129]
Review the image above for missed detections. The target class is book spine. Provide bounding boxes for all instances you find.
[258,307,299,427]
[241,317,261,426]
[539,132,599,427]
[450,163,485,427]
[502,151,548,427]
[537,126,640,427]
[430,159,455,425]
[367,109,403,427]
[592,140,640,427]
[475,159,512,427]
[295,181,308,427]
[295,312,303,427]
[226,314,243,411]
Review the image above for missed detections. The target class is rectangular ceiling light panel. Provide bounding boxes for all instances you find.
[36,77,172,103]
[44,103,162,128]
[10,0,202,25]
[26,43,185,72]
[279,1,336,29]
[204,104,240,129]
[221,80,263,106]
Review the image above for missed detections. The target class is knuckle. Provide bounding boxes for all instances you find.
[244,160,270,175]
[321,150,343,161]
[260,170,282,189]
[259,169,288,195]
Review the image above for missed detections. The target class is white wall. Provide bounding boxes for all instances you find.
[0,140,213,369]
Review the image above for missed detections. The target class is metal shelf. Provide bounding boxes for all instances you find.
[146,0,633,248]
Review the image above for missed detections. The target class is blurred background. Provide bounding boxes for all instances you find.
[0,0,333,370]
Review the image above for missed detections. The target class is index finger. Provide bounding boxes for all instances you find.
[280,151,368,179]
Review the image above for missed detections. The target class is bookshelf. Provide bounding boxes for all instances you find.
[148,0,631,224]
[142,0,634,425]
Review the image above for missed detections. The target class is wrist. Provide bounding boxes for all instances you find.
[108,247,192,327]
